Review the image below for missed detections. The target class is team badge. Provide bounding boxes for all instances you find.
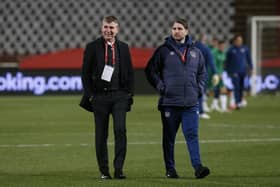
[190,51,196,58]
[170,51,175,55]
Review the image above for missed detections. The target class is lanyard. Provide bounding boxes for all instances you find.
[105,43,115,65]
[179,48,187,62]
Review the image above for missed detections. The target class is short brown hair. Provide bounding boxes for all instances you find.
[172,18,188,29]
[230,34,243,43]
[103,15,119,25]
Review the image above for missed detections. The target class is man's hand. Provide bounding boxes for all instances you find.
[128,93,133,105]
[89,96,94,103]
[156,81,165,95]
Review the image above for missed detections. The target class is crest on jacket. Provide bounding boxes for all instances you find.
[190,51,196,58]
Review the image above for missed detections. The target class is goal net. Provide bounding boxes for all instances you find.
[248,16,280,95]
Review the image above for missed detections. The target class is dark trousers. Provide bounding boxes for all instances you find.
[213,85,220,98]
[230,73,245,105]
[160,105,201,171]
[92,91,129,174]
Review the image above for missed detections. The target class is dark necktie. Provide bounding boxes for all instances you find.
[107,45,113,66]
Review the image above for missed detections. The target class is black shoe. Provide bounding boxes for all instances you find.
[114,171,126,179]
[195,165,210,179]
[166,169,179,178]
[100,173,112,179]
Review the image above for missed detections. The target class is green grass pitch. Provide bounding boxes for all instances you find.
[0,95,280,187]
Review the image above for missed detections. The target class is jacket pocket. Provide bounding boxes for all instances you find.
[165,85,184,99]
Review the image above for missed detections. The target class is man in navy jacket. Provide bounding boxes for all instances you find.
[225,34,253,109]
[145,18,210,179]
[194,36,217,119]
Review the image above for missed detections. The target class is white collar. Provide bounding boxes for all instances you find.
[107,41,115,46]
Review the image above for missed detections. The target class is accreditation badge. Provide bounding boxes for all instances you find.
[101,65,114,82]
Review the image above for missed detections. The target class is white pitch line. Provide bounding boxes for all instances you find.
[200,138,280,144]
[0,138,280,148]
[206,123,280,129]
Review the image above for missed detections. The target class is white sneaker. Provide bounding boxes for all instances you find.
[199,113,210,119]
[240,99,247,107]
[203,103,211,113]
[211,104,222,112]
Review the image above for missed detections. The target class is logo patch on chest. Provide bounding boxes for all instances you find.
[190,51,196,58]
[170,51,175,55]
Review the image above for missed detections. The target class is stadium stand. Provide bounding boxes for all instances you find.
[0,0,235,56]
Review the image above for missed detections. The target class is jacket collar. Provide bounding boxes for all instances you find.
[165,35,193,49]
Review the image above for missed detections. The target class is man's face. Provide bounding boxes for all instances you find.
[101,21,119,42]
[234,36,243,47]
[212,39,218,48]
[171,22,188,41]
[218,43,226,52]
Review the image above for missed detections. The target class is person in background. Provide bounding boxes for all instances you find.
[80,15,134,179]
[210,40,229,112]
[225,34,253,109]
[208,37,219,55]
[194,34,219,119]
[145,18,210,179]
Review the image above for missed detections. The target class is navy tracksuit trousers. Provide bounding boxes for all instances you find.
[160,105,201,171]
[230,72,245,105]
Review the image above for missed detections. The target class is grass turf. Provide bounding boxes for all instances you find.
[0,95,279,187]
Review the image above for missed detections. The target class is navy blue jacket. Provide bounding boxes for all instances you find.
[225,45,253,74]
[145,36,206,109]
[194,41,217,76]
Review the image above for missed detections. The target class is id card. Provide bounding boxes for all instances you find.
[101,65,114,82]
